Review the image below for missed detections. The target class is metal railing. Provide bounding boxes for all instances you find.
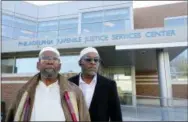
[120,94,188,121]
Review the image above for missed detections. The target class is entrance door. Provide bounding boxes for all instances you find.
[101,66,136,106]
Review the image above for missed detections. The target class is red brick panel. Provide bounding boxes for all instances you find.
[2,77,31,81]
[136,84,188,99]
[136,70,158,83]
[2,84,24,111]
[136,84,160,97]
[2,73,77,81]
[134,2,187,29]
[172,84,188,99]
[136,70,158,75]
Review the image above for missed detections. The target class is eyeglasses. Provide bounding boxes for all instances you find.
[83,57,100,63]
[40,56,60,64]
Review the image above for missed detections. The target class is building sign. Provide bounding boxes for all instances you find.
[2,26,187,53]
[18,29,176,47]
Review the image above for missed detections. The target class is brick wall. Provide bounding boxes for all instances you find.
[172,85,188,99]
[136,70,188,99]
[136,70,159,98]
[2,84,24,110]
[134,2,187,29]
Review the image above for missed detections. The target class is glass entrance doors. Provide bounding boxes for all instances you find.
[101,66,136,106]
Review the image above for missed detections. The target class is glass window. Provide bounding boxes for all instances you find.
[59,55,81,73]
[38,31,58,39]
[2,58,15,73]
[81,7,132,34]
[81,22,103,34]
[16,57,39,73]
[170,49,188,82]
[59,18,78,29]
[165,16,188,27]
[13,28,36,39]
[166,17,187,82]
[2,14,14,26]
[125,19,132,30]
[14,17,37,32]
[82,10,103,23]
[59,28,77,37]
[38,20,58,31]
[2,25,13,38]
[103,20,126,33]
[104,8,129,21]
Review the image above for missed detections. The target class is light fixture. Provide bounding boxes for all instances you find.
[19,36,30,39]
[141,50,147,54]
[21,30,33,35]
[83,29,90,33]
[103,22,114,27]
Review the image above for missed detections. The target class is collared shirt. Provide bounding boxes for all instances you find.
[79,73,97,108]
[30,81,65,121]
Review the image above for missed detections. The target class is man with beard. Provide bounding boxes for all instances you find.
[69,47,122,121]
[5,47,90,122]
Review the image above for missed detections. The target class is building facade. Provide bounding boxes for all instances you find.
[1,1,188,110]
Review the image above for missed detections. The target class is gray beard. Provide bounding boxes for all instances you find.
[83,70,97,76]
[40,68,58,79]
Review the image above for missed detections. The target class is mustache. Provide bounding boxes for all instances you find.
[44,68,55,72]
[40,68,59,79]
[88,67,97,71]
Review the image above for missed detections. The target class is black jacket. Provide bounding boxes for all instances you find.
[68,74,122,121]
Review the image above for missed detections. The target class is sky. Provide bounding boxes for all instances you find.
[26,1,184,8]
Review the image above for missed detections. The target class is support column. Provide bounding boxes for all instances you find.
[131,51,136,107]
[156,49,172,107]
[131,65,136,107]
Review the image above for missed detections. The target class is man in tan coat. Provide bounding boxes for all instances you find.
[5,47,90,122]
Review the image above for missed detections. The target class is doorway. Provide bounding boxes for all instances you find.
[101,66,136,106]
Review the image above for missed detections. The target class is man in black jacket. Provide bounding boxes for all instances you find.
[69,47,122,121]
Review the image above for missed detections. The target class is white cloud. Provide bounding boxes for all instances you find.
[25,1,70,6]
[25,1,184,8]
[133,1,184,8]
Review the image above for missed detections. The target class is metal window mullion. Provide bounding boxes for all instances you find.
[102,3,105,33]
[58,20,60,38]
[57,3,60,38]
[78,12,82,35]
[12,3,16,40]
[12,56,16,73]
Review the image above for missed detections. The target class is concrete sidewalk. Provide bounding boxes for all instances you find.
[121,105,188,121]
